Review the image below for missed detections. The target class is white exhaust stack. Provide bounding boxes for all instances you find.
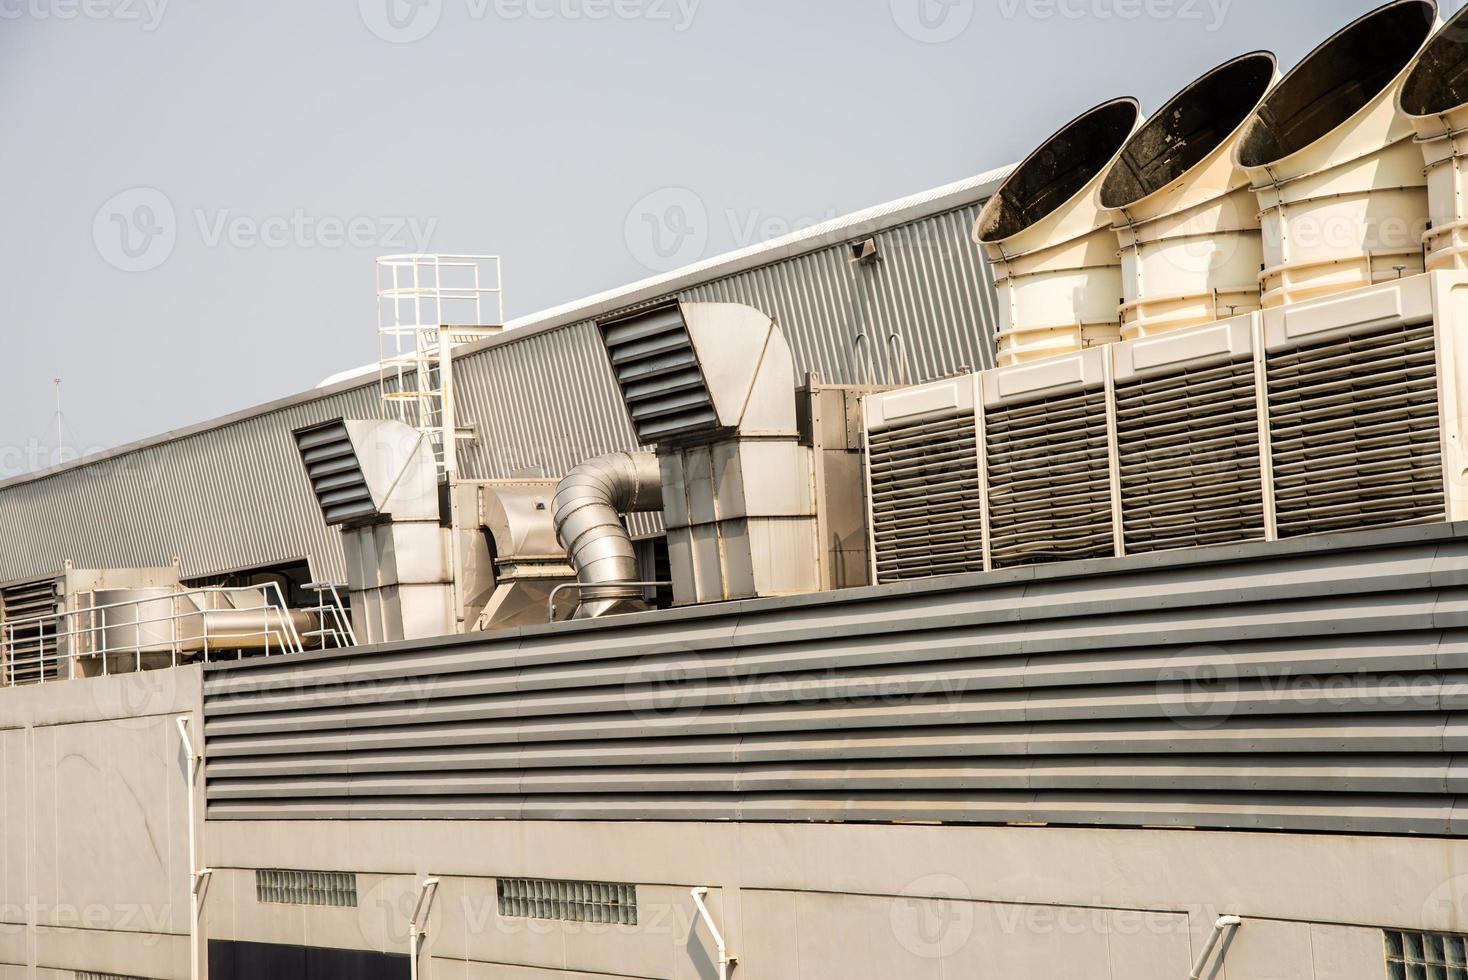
[1101,52,1279,338]
[1401,5,1468,271]
[973,97,1143,366]
[1234,0,1439,307]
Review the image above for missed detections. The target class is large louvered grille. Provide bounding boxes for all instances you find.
[868,411,982,582]
[986,387,1115,568]
[1267,322,1443,537]
[1115,356,1266,554]
[1,578,60,684]
[600,307,717,442]
[295,422,374,526]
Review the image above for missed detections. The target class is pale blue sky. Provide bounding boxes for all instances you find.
[0,0,1440,473]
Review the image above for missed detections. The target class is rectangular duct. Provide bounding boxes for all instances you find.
[863,272,1468,584]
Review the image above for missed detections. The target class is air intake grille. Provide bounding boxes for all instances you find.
[1267,322,1443,537]
[1115,356,1266,554]
[1384,930,1467,978]
[1,578,60,684]
[868,411,983,582]
[497,878,638,925]
[255,869,358,907]
[295,422,374,526]
[600,306,717,442]
[986,386,1114,568]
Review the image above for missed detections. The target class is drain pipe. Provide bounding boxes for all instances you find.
[176,716,212,980]
[691,887,735,980]
[408,876,440,980]
[552,451,663,619]
[1188,915,1242,980]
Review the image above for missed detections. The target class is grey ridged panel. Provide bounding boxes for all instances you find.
[0,384,381,585]
[685,205,997,385]
[202,522,1468,836]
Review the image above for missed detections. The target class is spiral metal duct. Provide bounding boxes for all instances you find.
[552,451,663,619]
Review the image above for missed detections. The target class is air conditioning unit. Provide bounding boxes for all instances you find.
[863,271,1468,584]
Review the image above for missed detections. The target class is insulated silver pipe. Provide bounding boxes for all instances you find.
[552,451,663,619]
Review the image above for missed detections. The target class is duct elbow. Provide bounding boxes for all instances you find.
[552,451,663,619]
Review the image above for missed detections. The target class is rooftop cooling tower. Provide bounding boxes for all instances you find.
[974,98,1143,367]
[1401,4,1468,271]
[863,270,1468,584]
[1101,52,1279,339]
[1235,0,1439,308]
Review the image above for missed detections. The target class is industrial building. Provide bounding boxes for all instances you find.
[4,1,1468,977]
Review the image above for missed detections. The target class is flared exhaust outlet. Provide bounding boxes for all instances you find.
[1234,0,1439,307]
[1101,52,1278,339]
[1401,4,1468,270]
[973,97,1143,366]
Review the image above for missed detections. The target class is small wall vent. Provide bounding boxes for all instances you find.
[255,869,358,908]
[76,974,154,980]
[1384,929,1467,978]
[497,877,638,925]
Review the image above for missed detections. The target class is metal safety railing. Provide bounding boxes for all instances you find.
[0,583,312,687]
[303,581,358,649]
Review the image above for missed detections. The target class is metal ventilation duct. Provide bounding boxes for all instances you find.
[1401,4,1468,271]
[1102,52,1279,339]
[552,452,663,619]
[1235,0,1439,307]
[973,98,1143,366]
[596,302,820,606]
[862,270,1468,584]
[295,419,440,526]
[293,419,454,642]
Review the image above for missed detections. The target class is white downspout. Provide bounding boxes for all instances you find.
[691,887,735,980]
[409,876,440,980]
[1188,915,1242,980]
[176,716,212,980]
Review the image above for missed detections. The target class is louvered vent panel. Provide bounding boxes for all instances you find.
[1115,356,1266,554]
[497,877,638,925]
[986,387,1114,568]
[1268,322,1443,537]
[2,578,60,684]
[600,306,718,442]
[868,411,983,582]
[295,422,374,526]
[255,869,358,907]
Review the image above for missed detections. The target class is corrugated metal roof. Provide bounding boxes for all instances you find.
[0,165,1012,583]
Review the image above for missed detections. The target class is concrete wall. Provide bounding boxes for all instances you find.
[202,817,1468,979]
[0,668,202,980]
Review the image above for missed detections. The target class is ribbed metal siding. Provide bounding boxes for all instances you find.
[0,385,381,585]
[202,523,1468,836]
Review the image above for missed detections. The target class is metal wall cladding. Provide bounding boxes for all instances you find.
[203,522,1468,837]
[0,385,381,585]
